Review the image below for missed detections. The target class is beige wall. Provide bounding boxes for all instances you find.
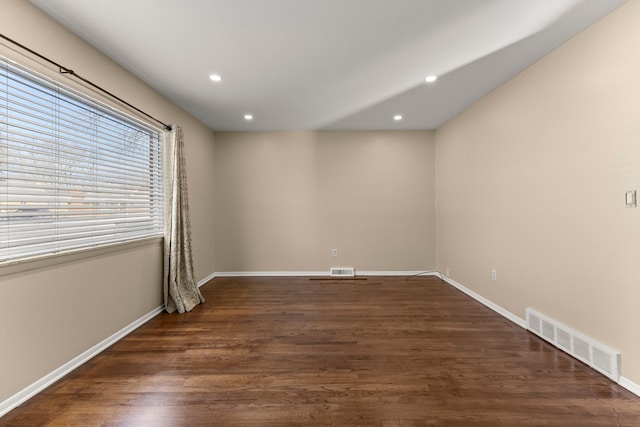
[214,131,435,272]
[0,0,215,403]
[435,1,640,384]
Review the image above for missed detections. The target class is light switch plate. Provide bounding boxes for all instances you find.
[625,190,637,207]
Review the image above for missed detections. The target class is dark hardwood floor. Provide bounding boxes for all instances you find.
[2,276,640,426]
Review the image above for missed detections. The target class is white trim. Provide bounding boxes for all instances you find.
[0,305,164,418]
[619,376,640,398]
[214,271,328,277]
[213,270,443,278]
[358,270,443,277]
[442,275,527,329]
[197,272,216,287]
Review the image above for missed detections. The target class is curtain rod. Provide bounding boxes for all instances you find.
[0,33,172,131]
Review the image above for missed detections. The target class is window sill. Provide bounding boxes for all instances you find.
[0,236,164,278]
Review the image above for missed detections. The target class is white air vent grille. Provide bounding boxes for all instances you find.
[541,319,555,341]
[573,336,591,363]
[593,346,615,376]
[528,313,541,334]
[526,308,620,382]
[330,267,355,277]
[556,327,572,352]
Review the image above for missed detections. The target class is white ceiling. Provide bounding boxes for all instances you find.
[29,0,623,131]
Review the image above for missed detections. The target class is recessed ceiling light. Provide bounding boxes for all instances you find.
[209,74,222,82]
[425,75,437,83]
[244,114,253,121]
[393,115,403,121]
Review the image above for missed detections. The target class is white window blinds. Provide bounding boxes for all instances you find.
[0,57,163,262]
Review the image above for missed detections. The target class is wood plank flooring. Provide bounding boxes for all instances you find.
[2,276,640,426]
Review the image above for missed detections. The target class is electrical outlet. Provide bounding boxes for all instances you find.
[332,248,338,257]
[491,269,497,281]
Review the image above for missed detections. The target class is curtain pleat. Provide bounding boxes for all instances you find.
[163,125,204,313]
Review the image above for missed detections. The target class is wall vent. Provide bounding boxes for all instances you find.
[329,267,355,277]
[526,308,620,382]
[556,327,572,352]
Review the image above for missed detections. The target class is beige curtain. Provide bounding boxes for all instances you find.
[163,125,205,313]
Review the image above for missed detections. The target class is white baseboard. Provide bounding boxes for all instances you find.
[619,376,640,398]
[358,270,443,277]
[0,305,164,418]
[197,272,216,287]
[441,275,527,329]
[213,270,442,278]
[214,271,328,277]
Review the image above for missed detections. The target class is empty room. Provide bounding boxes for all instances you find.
[1,0,640,425]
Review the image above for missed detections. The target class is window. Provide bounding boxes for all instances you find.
[0,57,163,263]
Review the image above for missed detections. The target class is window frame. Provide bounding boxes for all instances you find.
[0,56,164,267]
